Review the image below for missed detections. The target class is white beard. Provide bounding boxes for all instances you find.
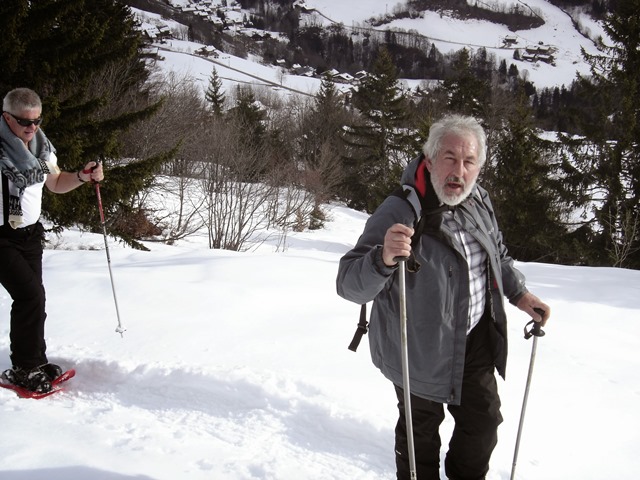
[431,174,476,206]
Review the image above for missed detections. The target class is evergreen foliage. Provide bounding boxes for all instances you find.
[0,0,167,248]
[298,76,351,203]
[561,0,640,267]
[440,48,492,118]
[340,47,414,212]
[228,86,267,148]
[226,86,268,178]
[485,90,573,263]
[205,66,226,116]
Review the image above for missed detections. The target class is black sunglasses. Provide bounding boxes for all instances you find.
[4,111,43,127]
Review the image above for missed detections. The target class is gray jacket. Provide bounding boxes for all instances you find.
[336,156,528,405]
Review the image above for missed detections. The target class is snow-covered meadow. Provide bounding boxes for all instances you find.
[1,200,639,479]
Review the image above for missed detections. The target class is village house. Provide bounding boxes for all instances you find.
[292,64,315,77]
[195,45,220,58]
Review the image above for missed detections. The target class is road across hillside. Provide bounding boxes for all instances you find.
[158,45,316,98]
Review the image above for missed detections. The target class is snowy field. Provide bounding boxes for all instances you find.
[0,201,639,479]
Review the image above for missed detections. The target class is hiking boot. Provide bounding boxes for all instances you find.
[41,363,63,381]
[1,365,52,393]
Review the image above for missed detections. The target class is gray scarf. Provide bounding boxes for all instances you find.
[0,116,59,228]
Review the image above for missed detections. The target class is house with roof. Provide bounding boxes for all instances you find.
[321,69,340,78]
[292,64,315,76]
[195,45,220,58]
[334,72,355,84]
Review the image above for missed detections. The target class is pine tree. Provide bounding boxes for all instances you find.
[229,86,267,146]
[562,0,640,267]
[301,76,339,167]
[205,66,226,116]
[441,48,491,118]
[227,86,268,178]
[498,59,508,84]
[341,47,413,212]
[299,75,350,203]
[485,89,573,263]
[0,0,166,247]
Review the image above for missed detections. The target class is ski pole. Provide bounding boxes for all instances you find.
[395,256,417,480]
[88,165,125,337]
[510,308,546,480]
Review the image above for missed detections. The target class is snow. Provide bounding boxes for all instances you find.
[1,201,639,479]
[155,39,322,98]
[135,0,610,99]
[1,2,637,479]
[305,0,608,89]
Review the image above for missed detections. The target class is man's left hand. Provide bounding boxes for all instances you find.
[516,292,550,326]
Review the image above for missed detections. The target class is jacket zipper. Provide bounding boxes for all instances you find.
[447,263,457,403]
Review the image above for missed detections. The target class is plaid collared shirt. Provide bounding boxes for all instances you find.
[443,211,488,334]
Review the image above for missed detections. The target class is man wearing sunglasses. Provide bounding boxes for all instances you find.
[0,87,104,394]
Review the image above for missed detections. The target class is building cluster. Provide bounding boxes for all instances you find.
[170,0,244,29]
[522,44,555,64]
[503,36,556,65]
[141,23,172,41]
[143,1,283,43]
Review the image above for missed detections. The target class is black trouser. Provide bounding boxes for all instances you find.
[394,314,503,480]
[0,222,48,369]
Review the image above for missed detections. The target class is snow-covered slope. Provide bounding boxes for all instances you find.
[0,203,639,479]
[135,0,609,99]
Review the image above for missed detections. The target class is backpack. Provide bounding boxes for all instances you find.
[348,155,452,352]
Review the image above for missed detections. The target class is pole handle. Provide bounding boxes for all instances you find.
[83,159,102,184]
[524,308,546,339]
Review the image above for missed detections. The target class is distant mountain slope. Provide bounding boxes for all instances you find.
[303,0,607,88]
[129,0,608,91]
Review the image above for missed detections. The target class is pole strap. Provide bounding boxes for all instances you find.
[524,319,545,339]
[348,304,368,352]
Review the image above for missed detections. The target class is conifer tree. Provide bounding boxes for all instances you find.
[227,86,268,178]
[0,0,166,247]
[486,89,573,263]
[205,66,226,116]
[562,0,640,267]
[441,48,491,118]
[229,86,267,147]
[341,47,413,212]
[299,75,350,203]
[304,76,343,164]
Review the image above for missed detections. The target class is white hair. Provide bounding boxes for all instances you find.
[423,114,487,166]
[3,88,42,114]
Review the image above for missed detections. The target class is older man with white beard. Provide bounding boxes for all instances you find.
[337,114,550,480]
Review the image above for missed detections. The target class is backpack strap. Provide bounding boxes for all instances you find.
[2,173,8,226]
[392,158,451,272]
[398,184,422,225]
[347,303,369,352]
[393,155,429,226]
